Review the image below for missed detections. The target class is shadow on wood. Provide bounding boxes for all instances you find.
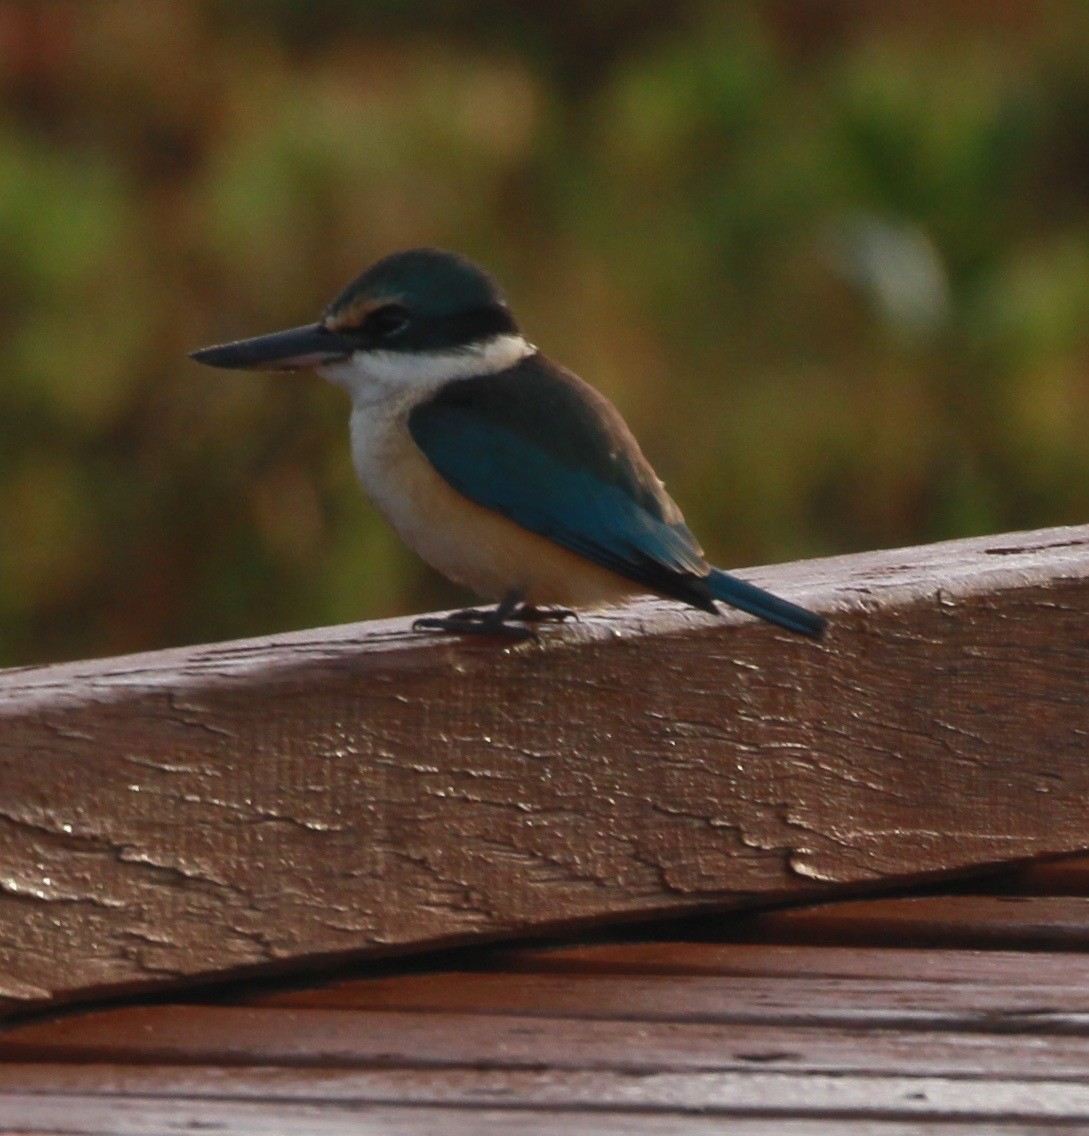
[0,523,1087,1014]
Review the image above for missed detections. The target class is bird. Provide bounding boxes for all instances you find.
[190,248,825,641]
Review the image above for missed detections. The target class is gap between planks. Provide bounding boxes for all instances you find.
[8,970,1089,1055]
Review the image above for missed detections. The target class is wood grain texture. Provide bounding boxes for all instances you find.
[4,860,1089,1133]
[232,968,1089,1030]
[484,939,1089,983]
[8,1005,1089,1077]
[1,523,1088,1012]
[0,1093,981,1136]
[4,864,1089,1133]
[3,1065,1089,1122]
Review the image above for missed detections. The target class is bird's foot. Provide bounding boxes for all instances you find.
[412,611,535,642]
[432,607,495,624]
[412,592,540,642]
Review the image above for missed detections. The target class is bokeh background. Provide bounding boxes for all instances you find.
[2,1,1089,666]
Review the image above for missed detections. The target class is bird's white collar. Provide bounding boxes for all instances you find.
[320,333,534,405]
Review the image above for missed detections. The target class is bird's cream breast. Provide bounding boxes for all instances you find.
[348,397,640,608]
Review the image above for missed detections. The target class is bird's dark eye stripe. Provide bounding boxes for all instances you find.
[362,304,411,337]
[334,301,517,347]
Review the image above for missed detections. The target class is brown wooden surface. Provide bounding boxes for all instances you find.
[0,1100,1007,1136]
[5,861,1089,1132]
[1,523,1089,1013]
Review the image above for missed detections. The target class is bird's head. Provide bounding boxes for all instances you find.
[190,248,532,397]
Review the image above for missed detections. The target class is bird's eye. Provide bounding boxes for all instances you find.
[363,304,410,339]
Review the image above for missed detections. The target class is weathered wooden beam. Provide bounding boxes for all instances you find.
[0,523,1087,1012]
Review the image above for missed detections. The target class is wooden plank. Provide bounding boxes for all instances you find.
[1,1065,1089,1121]
[235,970,1089,1031]
[0,1095,983,1136]
[1,523,1089,1012]
[481,941,1089,984]
[3,1008,1089,1078]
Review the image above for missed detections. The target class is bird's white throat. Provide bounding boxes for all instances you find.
[319,333,534,406]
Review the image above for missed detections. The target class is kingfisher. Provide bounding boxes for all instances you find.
[191,248,825,640]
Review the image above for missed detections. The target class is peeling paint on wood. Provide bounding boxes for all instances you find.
[1,523,1088,1012]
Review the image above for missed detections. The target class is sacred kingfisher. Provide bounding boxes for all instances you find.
[191,248,825,640]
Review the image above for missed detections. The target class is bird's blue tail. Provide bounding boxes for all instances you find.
[706,568,825,638]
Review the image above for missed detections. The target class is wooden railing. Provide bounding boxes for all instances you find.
[2,523,1088,1015]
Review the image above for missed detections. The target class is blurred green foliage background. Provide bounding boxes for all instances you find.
[2,1,1089,665]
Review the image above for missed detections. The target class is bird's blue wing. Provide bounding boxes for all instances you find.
[407,356,715,606]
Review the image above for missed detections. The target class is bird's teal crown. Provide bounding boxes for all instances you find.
[323,248,518,351]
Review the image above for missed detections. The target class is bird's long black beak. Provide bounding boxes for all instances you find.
[189,323,356,371]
